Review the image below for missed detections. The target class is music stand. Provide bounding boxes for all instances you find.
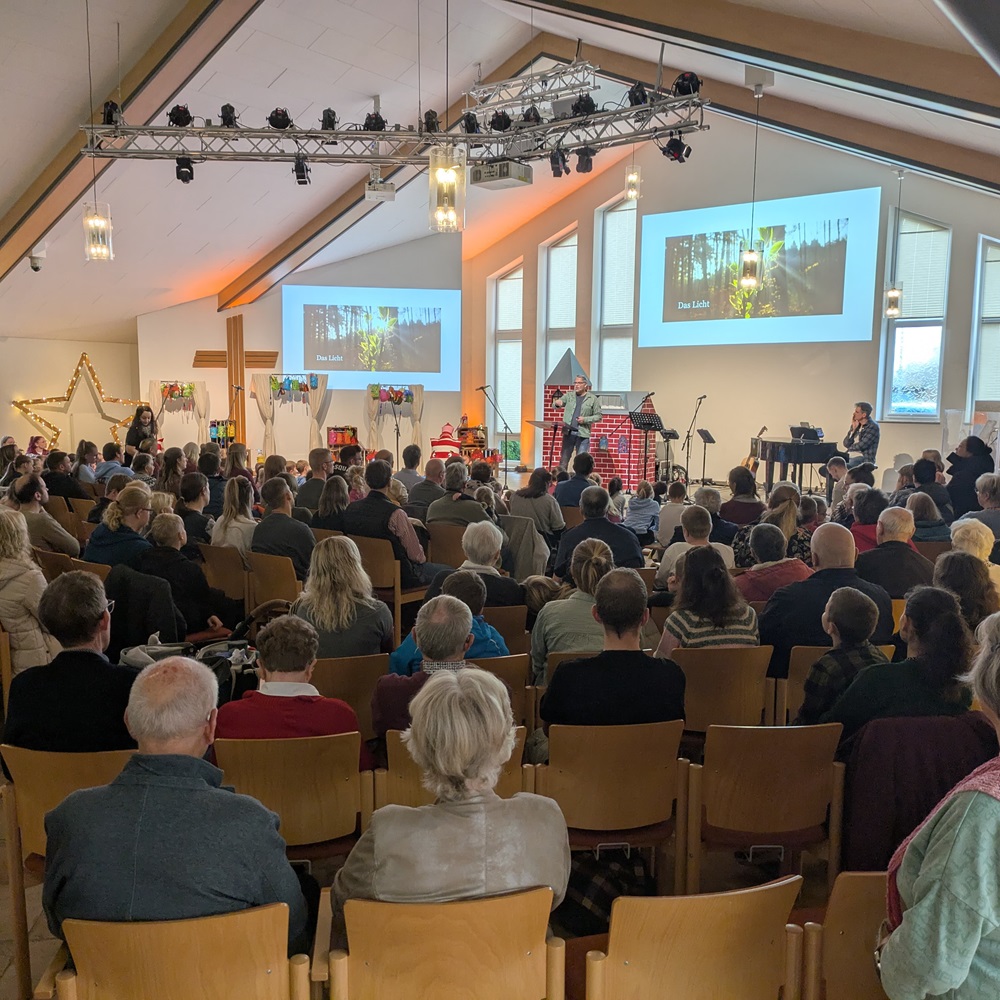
[527,419,564,470]
[659,427,680,482]
[629,410,664,484]
[697,428,716,485]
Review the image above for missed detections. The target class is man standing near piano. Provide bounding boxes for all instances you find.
[843,401,880,468]
[553,375,603,470]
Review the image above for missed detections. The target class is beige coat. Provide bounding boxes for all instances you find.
[0,558,60,674]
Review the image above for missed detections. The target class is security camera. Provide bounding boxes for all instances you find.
[28,243,46,272]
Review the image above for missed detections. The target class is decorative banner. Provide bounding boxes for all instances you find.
[370,384,414,405]
[12,353,148,448]
[269,374,318,398]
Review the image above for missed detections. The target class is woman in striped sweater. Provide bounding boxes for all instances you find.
[655,544,758,656]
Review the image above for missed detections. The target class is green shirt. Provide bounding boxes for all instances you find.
[881,790,1000,1000]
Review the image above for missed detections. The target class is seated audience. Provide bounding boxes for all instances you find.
[655,504,735,585]
[540,568,685,727]
[622,480,660,545]
[468,460,507,515]
[607,476,626,518]
[824,455,849,509]
[947,437,995,520]
[911,458,955,523]
[198,451,227,517]
[793,588,889,725]
[277,473,313,524]
[735,523,813,602]
[951,518,1000,592]
[933,550,1000,630]
[958,472,1000,540]
[509,467,565,543]
[130,453,157,488]
[407,458,446,511]
[831,481,865,528]
[211,476,257,565]
[855,507,934,598]
[290,536,392,658]
[94,442,134,483]
[759,522,894,677]
[655,545,759,655]
[850,489,891,553]
[522,574,571,629]
[553,452,596,508]
[330,443,364,482]
[798,496,822,534]
[666,487,738,546]
[875,611,1000,998]
[311,474,350,531]
[224,443,260,503]
[387,476,409,507]
[656,481,689,545]
[732,484,812,567]
[182,442,200,474]
[176,472,214,557]
[86,473,131,524]
[906,492,952,542]
[372,595,474,738]
[251,477,315,581]
[921,449,947,482]
[42,451,90,500]
[888,464,916,508]
[424,521,524,606]
[553,486,644,582]
[393,444,423,492]
[4,571,136,752]
[0,508,60,673]
[427,462,492,527]
[148,490,177,524]
[216,614,372,769]
[42,657,310,954]
[71,441,98,485]
[820,586,973,742]
[720,466,766,526]
[391,570,508,676]
[153,447,184,497]
[1,454,32,489]
[12,474,80,556]
[84,483,152,568]
[334,668,570,940]
[139,514,240,632]
[296,448,334,511]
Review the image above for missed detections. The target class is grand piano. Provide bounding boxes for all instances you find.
[751,434,841,493]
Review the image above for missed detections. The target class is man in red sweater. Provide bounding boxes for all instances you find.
[216,615,372,770]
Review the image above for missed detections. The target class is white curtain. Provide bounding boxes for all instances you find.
[306,375,332,451]
[410,383,424,453]
[251,374,276,456]
[147,380,165,425]
[365,388,380,452]
[191,381,210,444]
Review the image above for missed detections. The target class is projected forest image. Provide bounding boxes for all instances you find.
[662,218,849,323]
[303,304,442,373]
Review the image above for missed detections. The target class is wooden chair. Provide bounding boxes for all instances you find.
[68,498,96,519]
[775,645,898,725]
[34,548,73,582]
[586,876,804,1000]
[534,721,688,894]
[310,654,389,742]
[686,724,844,894]
[0,627,11,714]
[481,604,529,655]
[42,497,70,515]
[199,543,249,613]
[636,566,657,592]
[77,520,97,543]
[56,905,310,1000]
[312,527,342,541]
[349,534,427,647]
[467,653,532,727]
[0,746,134,1000]
[649,604,670,632]
[750,600,768,616]
[213,733,373,859]
[49,506,83,543]
[914,540,951,562]
[671,645,775,730]
[70,558,110,582]
[319,887,564,1000]
[560,505,584,529]
[803,872,888,1000]
[891,598,905,632]
[545,649,596,685]
[248,551,302,605]
[427,521,467,568]
[376,727,529,807]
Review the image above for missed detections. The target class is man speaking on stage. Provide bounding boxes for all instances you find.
[554,375,602,470]
[843,400,880,467]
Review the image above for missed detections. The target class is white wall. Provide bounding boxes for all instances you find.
[138,234,463,463]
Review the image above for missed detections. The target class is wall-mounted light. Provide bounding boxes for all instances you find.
[428,145,466,233]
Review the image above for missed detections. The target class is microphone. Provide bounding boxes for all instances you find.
[697,394,707,400]
[644,391,655,398]
[476,385,490,391]
[231,384,243,391]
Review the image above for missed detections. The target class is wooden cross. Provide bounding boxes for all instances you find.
[191,315,277,443]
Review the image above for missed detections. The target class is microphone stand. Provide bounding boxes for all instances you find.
[387,398,403,471]
[225,385,243,449]
[682,396,704,485]
[479,386,511,490]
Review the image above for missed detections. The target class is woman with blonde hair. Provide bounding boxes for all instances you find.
[0,508,60,673]
[291,536,393,658]
[347,466,368,503]
[623,480,660,545]
[211,476,257,564]
[950,517,1000,591]
[182,442,199,473]
[82,482,152,568]
[224,442,260,503]
[906,492,952,542]
[732,482,812,567]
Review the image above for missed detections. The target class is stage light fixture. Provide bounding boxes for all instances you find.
[521,106,542,125]
[423,109,440,132]
[575,146,596,173]
[428,145,466,233]
[220,103,238,128]
[571,93,597,117]
[364,110,386,131]
[625,164,641,200]
[175,157,194,183]
[661,136,691,163]
[167,104,193,127]
[321,108,338,130]
[102,101,120,126]
[549,149,568,178]
[267,107,293,129]
[673,72,702,96]
[461,112,481,134]
[489,109,512,132]
[293,155,310,185]
[627,81,648,107]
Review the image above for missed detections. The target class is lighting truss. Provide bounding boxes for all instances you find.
[464,60,599,116]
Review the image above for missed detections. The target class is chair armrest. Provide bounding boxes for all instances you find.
[329,950,349,1000]
[373,768,388,810]
[784,923,804,1000]
[521,763,535,793]
[547,936,566,1000]
[360,769,374,830]
[289,953,310,1000]
[802,922,823,1000]
[311,887,333,984]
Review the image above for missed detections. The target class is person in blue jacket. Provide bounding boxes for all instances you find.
[83,482,153,569]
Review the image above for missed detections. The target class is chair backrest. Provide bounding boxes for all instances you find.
[537,721,684,830]
[636,566,657,592]
[198,543,248,602]
[61,904,301,1000]
[784,645,896,723]
[749,601,767,616]
[213,733,362,845]
[649,604,670,631]
[427,522,466,568]
[69,498,96,518]
[914,540,951,562]
[70,558,110,582]
[310,654,390,742]
[34,548,74,582]
[78,520,97,542]
[379,727,528,807]
[588,876,802,999]
[891,598,905,632]
[311,527,342,541]
[0,746,134,857]
[338,888,554,1000]
[701,724,842,834]
[466,654,531,727]
[0,628,12,714]
[671,646,773,731]
[43,497,71,515]
[545,650,595,686]
[560,505,584,529]
[805,872,889,1000]
[50,506,81,540]
[480,605,528,644]
[348,535,399,591]
[248,552,300,604]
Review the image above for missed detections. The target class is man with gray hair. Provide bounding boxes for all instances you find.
[655,503,736,587]
[423,521,524,606]
[408,457,446,512]
[426,462,493,528]
[553,486,644,582]
[665,486,739,546]
[735,523,814,602]
[856,506,934,598]
[371,595,475,739]
[42,657,311,954]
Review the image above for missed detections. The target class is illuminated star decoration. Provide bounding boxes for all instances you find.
[12,353,149,449]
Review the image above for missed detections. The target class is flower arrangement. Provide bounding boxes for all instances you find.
[160,381,194,400]
[270,375,319,397]
[369,384,414,404]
